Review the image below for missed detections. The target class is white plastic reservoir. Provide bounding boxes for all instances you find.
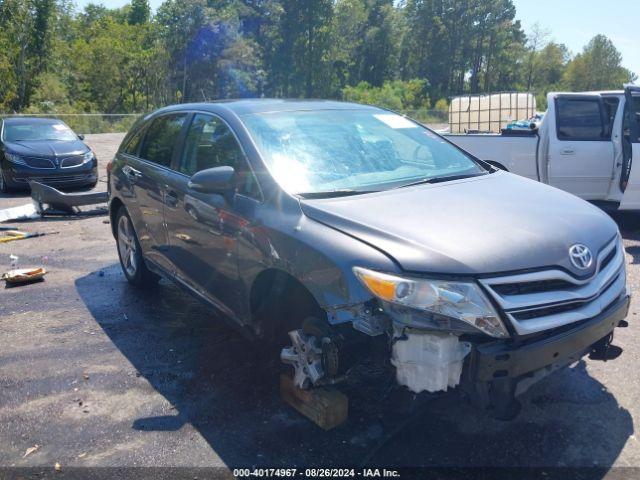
[391,330,471,393]
[449,92,536,133]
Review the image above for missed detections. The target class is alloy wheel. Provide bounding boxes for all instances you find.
[117,214,138,277]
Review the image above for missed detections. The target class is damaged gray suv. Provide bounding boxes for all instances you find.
[108,100,629,419]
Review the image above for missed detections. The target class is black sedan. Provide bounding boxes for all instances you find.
[0,117,98,193]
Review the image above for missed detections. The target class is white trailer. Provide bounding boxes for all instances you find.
[444,86,640,210]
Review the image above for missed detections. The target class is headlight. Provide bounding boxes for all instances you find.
[4,152,26,165]
[353,267,508,338]
[83,151,95,163]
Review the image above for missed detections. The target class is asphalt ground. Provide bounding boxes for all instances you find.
[1,134,640,478]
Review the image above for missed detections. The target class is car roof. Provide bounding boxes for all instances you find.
[156,99,381,116]
[2,117,67,125]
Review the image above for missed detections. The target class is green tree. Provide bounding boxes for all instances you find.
[156,0,262,102]
[128,0,151,25]
[0,0,56,110]
[0,31,18,110]
[270,0,333,97]
[331,0,368,90]
[401,0,526,98]
[331,0,401,92]
[563,34,636,91]
[342,79,429,111]
[25,72,70,112]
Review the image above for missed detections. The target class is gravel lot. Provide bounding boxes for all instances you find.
[1,133,640,476]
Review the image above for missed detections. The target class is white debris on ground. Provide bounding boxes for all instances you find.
[0,202,40,223]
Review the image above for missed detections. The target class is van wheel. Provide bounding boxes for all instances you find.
[115,206,160,287]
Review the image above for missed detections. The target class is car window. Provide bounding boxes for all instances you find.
[556,98,605,141]
[624,96,640,143]
[139,113,187,167]
[2,121,77,142]
[179,113,261,198]
[122,124,146,156]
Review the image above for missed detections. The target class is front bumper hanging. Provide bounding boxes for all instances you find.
[463,294,630,417]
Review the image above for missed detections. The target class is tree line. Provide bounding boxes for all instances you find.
[0,0,636,116]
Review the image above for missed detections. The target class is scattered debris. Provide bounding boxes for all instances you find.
[23,444,39,458]
[0,182,108,222]
[54,462,61,472]
[0,227,59,244]
[82,372,89,381]
[10,254,18,268]
[0,202,40,223]
[102,219,110,224]
[77,453,87,459]
[30,181,107,214]
[2,267,47,286]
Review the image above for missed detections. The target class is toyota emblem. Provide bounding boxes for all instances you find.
[569,244,593,270]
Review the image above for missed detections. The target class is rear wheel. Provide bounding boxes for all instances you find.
[116,206,160,287]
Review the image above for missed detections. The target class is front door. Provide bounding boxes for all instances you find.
[547,94,615,199]
[618,86,640,210]
[163,112,262,321]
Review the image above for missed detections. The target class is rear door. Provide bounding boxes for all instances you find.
[129,112,188,272]
[619,86,640,210]
[547,94,615,199]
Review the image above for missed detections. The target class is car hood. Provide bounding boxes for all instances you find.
[4,140,88,157]
[299,172,619,277]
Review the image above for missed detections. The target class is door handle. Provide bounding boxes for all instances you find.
[122,165,142,182]
[164,190,179,207]
[560,147,575,155]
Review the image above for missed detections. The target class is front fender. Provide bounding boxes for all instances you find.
[237,211,400,325]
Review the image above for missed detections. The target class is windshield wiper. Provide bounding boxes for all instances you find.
[394,172,487,190]
[297,189,378,199]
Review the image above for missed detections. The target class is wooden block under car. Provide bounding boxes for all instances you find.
[280,374,348,430]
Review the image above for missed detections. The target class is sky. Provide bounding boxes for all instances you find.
[76,0,639,80]
[511,0,639,79]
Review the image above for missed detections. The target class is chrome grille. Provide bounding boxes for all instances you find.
[60,155,85,168]
[24,156,55,169]
[480,236,626,335]
[39,174,92,183]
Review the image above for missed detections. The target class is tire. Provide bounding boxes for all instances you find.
[0,167,12,193]
[115,206,160,287]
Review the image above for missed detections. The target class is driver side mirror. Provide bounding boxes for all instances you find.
[188,166,236,196]
[78,134,85,141]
